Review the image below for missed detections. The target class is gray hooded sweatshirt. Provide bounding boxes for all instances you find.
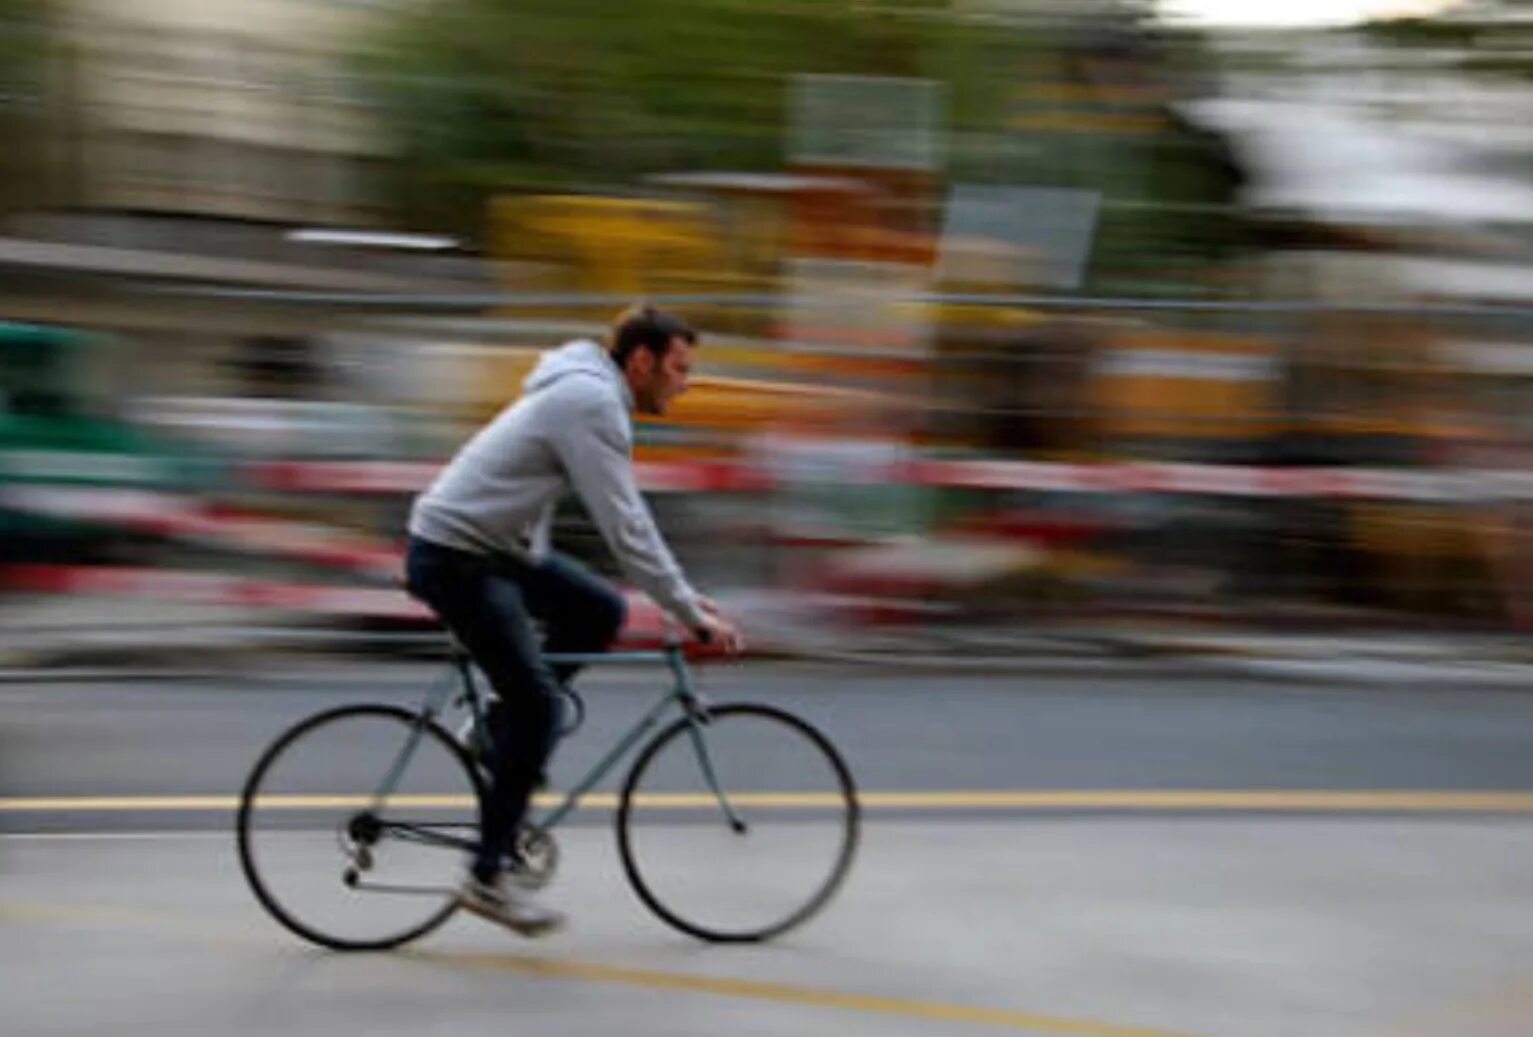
[408,339,705,628]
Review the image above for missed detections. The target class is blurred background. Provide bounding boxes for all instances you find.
[14,9,1533,1033]
[8,0,1533,662]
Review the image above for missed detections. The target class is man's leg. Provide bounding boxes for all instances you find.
[406,541,560,883]
[519,551,628,686]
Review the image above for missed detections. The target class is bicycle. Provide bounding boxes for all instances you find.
[235,633,860,950]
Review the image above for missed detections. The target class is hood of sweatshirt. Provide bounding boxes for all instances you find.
[523,338,634,410]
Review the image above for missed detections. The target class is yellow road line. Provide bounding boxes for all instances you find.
[6,789,1533,813]
[862,790,1533,812]
[407,948,1207,1037]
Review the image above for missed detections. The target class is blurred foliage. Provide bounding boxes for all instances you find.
[0,0,49,89]
[1363,6,1533,82]
[351,0,1246,290]
[352,2,1209,231]
[1360,16,1482,48]
[353,0,1006,229]
[0,0,57,214]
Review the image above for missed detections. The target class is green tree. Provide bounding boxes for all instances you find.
[353,0,1017,232]
[354,0,1245,293]
[0,0,57,214]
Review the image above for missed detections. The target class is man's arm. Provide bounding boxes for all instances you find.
[548,392,708,630]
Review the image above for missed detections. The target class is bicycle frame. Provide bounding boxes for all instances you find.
[370,641,744,846]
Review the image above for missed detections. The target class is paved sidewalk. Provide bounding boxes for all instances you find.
[0,595,317,671]
[6,591,1533,688]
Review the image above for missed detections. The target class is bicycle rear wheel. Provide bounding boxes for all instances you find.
[236,705,484,951]
[616,703,859,942]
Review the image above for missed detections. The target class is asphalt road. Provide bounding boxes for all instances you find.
[8,660,1533,814]
[4,660,1533,1037]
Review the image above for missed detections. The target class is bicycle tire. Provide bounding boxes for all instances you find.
[615,703,859,943]
[236,704,485,951]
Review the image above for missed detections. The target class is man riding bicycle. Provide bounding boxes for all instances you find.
[404,305,745,936]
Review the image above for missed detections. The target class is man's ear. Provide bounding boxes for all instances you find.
[628,349,655,379]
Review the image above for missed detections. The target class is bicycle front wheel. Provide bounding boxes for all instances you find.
[616,703,859,942]
[236,705,484,951]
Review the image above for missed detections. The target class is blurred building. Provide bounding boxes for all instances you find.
[0,1,500,411]
[52,0,387,224]
[1200,30,1533,232]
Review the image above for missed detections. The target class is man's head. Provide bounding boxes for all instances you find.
[607,305,696,416]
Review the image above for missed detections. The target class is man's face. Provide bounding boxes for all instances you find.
[631,337,694,416]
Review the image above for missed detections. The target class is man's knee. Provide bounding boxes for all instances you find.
[592,585,627,644]
[536,555,627,648]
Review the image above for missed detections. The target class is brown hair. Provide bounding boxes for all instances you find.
[607,305,697,368]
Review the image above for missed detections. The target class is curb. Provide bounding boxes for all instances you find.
[7,642,1533,692]
[6,617,1533,689]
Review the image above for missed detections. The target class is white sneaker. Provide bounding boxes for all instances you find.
[457,872,565,937]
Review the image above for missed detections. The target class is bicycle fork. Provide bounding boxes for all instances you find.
[681,701,749,835]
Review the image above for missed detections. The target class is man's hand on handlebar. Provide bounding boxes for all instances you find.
[693,597,745,654]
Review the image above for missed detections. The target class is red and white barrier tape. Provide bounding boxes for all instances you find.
[11,462,1533,598]
[0,563,425,617]
[0,564,680,646]
[241,459,768,495]
[9,448,1533,500]
[903,460,1533,499]
[241,457,1533,502]
[2,486,398,575]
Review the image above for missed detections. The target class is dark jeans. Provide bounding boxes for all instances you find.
[404,536,627,882]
